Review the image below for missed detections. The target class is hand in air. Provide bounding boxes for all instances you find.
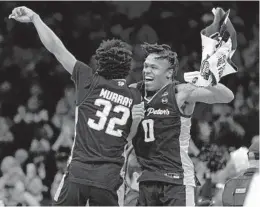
[132,102,145,123]
[9,6,36,23]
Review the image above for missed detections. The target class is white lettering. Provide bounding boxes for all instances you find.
[122,97,129,107]
[111,93,118,102]
[106,91,113,100]
[100,88,108,99]
[117,95,124,105]
[99,88,133,108]
[146,108,170,116]
[128,99,133,108]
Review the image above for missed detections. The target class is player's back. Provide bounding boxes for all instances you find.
[73,77,138,163]
[68,61,141,191]
[132,82,195,186]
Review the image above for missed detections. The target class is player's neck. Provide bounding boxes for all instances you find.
[145,91,157,99]
[145,82,172,98]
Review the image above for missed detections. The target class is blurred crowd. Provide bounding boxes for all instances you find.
[0,1,258,206]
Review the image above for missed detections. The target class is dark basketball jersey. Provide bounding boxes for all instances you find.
[132,82,196,186]
[68,61,141,191]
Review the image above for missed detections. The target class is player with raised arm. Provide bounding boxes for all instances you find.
[129,8,236,206]
[132,44,234,207]
[9,6,144,206]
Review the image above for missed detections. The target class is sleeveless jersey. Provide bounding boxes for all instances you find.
[68,61,141,191]
[132,82,196,186]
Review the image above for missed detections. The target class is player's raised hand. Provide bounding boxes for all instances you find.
[9,6,36,23]
[132,101,145,122]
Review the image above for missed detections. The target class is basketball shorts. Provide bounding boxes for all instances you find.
[137,181,195,206]
[53,172,119,206]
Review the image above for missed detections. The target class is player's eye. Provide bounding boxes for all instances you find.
[151,66,158,70]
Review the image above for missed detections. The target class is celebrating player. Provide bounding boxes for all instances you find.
[129,42,235,206]
[9,6,144,206]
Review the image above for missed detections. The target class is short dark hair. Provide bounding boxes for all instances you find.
[95,39,132,80]
[141,42,179,79]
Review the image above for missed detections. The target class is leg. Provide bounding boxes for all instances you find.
[88,186,119,206]
[137,181,160,206]
[52,174,89,206]
[160,183,195,206]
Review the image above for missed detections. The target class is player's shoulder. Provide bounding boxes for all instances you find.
[74,60,93,71]
[174,82,197,105]
[129,83,138,88]
[129,81,143,97]
[71,60,95,85]
[127,82,143,104]
[129,81,142,88]
[129,81,143,90]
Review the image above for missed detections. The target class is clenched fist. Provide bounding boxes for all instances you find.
[9,6,36,23]
[132,101,145,122]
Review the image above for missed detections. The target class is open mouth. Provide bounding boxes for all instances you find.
[145,77,154,83]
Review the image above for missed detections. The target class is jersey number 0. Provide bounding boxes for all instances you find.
[142,119,155,142]
[87,98,130,137]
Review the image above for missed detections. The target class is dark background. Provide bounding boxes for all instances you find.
[0,1,258,205]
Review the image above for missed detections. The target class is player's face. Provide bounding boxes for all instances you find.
[143,54,172,91]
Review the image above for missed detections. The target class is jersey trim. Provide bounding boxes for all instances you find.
[53,174,66,202]
[185,185,195,206]
[67,106,79,166]
[179,117,196,187]
[144,83,170,103]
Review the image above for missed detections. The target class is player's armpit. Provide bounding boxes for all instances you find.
[185,83,234,104]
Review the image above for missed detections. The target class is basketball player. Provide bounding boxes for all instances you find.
[9,6,143,206]
[130,43,234,206]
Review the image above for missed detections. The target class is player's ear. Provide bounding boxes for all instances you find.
[166,68,173,79]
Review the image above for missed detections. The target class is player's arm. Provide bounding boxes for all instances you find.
[32,14,76,74]
[126,102,144,142]
[126,119,141,143]
[9,6,76,74]
[184,83,234,104]
[127,84,144,142]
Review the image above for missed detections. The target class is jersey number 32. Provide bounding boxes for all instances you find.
[87,98,130,137]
